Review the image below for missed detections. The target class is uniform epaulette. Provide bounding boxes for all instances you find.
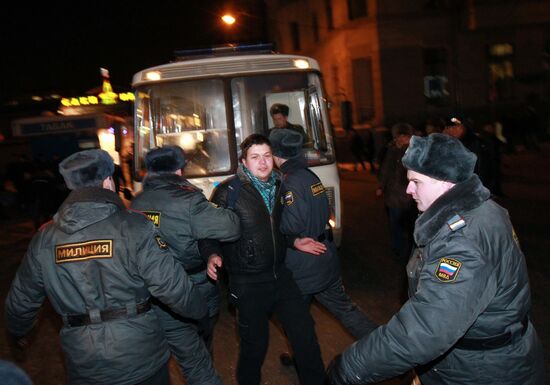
[447,214,466,231]
[38,219,54,232]
[179,185,198,192]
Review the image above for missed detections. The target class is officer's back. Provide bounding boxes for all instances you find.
[5,149,206,385]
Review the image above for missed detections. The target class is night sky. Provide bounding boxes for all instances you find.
[1,1,265,101]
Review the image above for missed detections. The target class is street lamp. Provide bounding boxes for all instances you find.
[221,14,236,26]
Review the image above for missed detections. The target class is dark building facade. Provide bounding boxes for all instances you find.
[266,0,550,132]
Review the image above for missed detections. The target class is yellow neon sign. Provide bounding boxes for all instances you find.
[60,92,134,107]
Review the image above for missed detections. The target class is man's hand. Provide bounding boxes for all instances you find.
[294,237,327,255]
[207,254,223,280]
[375,187,383,198]
[326,354,346,385]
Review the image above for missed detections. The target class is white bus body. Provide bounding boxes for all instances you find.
[131,46,342,244]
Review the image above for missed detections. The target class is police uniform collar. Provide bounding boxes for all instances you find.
[144,173,183,186]
[414,175,490,246]
[143,173,201,193]
[61,187,126,211]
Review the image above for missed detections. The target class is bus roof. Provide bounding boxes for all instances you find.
[132,53,321,87]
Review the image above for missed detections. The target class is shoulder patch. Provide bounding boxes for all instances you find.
[56,240,113,264]
[447,214,466,231]
[435,257,462,282]
[283,191,294,206]
[39,219,53,232]
[310,182,325,196]
[155,236,168,250]
[143,211,161,227]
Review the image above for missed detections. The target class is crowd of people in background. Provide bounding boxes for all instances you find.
[349,105,549,198]
[0,154,68,228]
[0,152,133,227]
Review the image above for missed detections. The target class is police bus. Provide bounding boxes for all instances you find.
[131,44,342,244]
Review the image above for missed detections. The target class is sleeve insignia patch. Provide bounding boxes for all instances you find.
[155,236,168,250]
[56,240,113,264]
[143,211,161,227]
[435,257,462,282]
[310,182,326,196]
[284,191,294,206]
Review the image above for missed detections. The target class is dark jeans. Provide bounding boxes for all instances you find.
[305,277,378,339]
[386,205,416,262]
[230,276,325,385]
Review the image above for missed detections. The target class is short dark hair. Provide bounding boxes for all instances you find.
[240,134,271,160]
[269,103,289,117]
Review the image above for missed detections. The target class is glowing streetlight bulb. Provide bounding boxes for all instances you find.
[221,14,236,25]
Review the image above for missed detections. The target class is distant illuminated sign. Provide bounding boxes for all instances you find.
[60,92,134,107]
[16,117,99,136]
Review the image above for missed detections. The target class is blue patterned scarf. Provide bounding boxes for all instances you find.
[242,166,277,213]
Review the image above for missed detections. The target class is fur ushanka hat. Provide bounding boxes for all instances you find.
[269,129,303,159]
[59,149,114,190]
[401,133,477,183]
[145,146,186,174]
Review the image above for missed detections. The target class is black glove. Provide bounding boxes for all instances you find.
[326,354,347,385]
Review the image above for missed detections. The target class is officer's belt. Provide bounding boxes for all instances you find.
[455,317,528,350]
[65,300,151,327]
[317,228,333,242]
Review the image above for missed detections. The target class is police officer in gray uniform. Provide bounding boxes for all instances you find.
[5,149,207,385]
[131,146,240,385]
[270,129,378,365]
[327,133,545,385]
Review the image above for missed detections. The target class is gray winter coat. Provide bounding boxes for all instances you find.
[131,174,241,316]
[332,175,545,384]
[5,188,207,385]
[132,174,240,272]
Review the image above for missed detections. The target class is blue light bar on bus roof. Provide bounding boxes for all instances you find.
[173,43,275,61]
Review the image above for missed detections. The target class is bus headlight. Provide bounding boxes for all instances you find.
[293,59,310,69]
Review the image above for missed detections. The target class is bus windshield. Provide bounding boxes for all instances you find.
[134,71,335,180]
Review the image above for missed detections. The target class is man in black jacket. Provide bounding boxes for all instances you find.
[201,134,325,385]
[327,134,544,385]
[5,149,207,385]
[131,146,240,385]
[270,129,378,366]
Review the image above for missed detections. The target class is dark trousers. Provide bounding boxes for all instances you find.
[305,277,378,339]
[152,303,222,385]
[230,276,325,385]
[386,205,416,262]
